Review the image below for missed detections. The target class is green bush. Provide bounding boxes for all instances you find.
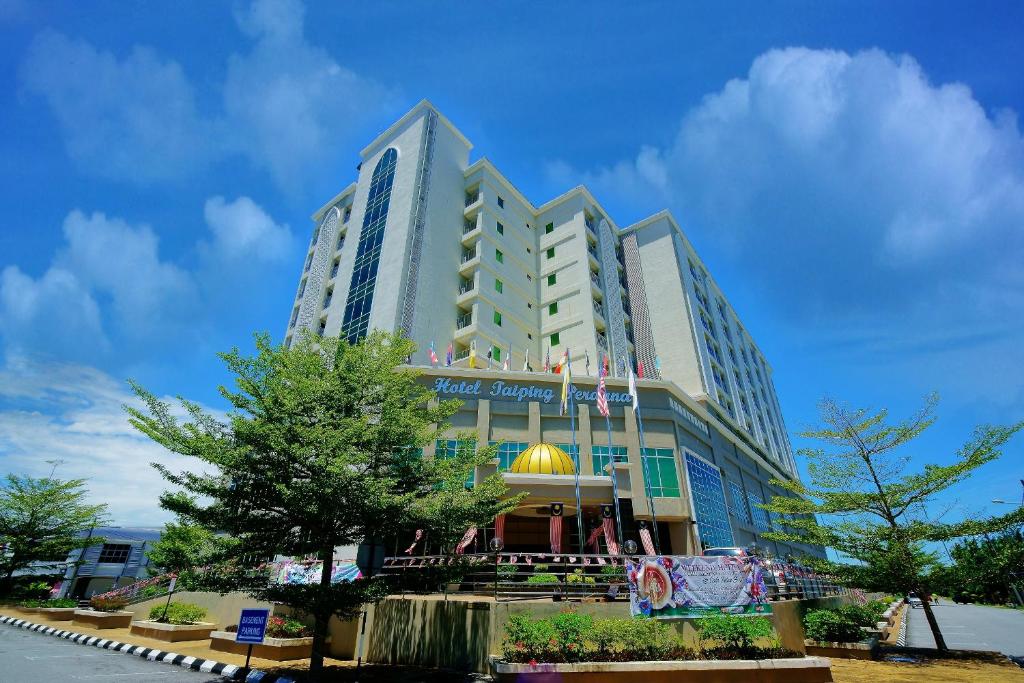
[503,613,558,661]
[265,616,312,638]
[532,564,550,573]
[803,608,865,643]
[17,581,52,600]
[497,564,518,578]
[600,564,626,580]
[592,616,682,661]
[149,602,207,625]
[41,598,77,608]
[565,569,596,585]
[696,614,775,651]
[526,573,560,584]
[840,601,886,627]
[140,585,165,598]
[89,596,128,612]
[18,599,43,608]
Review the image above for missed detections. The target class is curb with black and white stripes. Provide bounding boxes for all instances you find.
[0,615,296,682]
[896,603,908,646]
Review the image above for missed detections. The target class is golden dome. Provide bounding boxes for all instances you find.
[509,442,576,475]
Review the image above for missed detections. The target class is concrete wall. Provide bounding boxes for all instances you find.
[127,591,274,628]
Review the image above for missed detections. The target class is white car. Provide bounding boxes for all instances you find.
[908,595,923,609]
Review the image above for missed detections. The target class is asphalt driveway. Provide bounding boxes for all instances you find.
[905,601,1024,659]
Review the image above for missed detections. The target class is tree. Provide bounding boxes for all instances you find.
[126,331,520,680]
[0,475,107,595]
[146,521,228,575]
[932,529,1024,605]
[762,395,1023,652]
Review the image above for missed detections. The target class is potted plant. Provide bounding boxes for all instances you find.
[73,596,133,629]
[210,615,318,661]
[802,606,881,659]
[36,598,79,620]
[129,602,216,642]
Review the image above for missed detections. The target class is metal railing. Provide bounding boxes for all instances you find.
[456,314,472,329]
[379,553,846,603]
[88,573,178,606]
[465,193,481,207]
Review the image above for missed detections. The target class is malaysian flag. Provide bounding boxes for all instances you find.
[550,516,563,554]
[428,342,438,366]
[639,526,656,555]
[445,342,453,367]
[596,354,610,418]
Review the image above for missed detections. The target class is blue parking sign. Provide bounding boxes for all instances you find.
[235,608,270,644]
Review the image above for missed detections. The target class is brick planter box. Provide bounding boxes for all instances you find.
[36,608,77,620]
[72,610,133,629]
[129,620,216,642]
[804,635,878,660]
[209,630,315,661]
[490,656,833,683]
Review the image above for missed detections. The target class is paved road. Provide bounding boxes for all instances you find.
[906,601,1024,658]
[0,623,225,682]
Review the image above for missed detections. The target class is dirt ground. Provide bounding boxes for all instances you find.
[831,656,1024,683]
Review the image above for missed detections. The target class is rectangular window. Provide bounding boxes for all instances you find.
[548,301,558,315]
[489,441,529,471]
[545,222,554,234]
[747,491,772,532]
[493,310,502,326]
[592,445,628,476]
[97,543,132,564]
[497,196,504,208]
[435,439,475,488]
[727,481,752,526]
[641,448,680,497]
[556,443,581,468]
[495,279,503,293]
[550,332,560,346]
[684,453,735,548]
[492,346,501,362]
[547,273,557,286]
[497,221,504,235]
[495,249,503,263]
[546,247,555,259]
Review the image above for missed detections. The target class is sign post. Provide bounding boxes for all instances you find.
[235,608,270,673]
[159,576,178,621]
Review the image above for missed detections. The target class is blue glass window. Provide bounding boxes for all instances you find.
[727,480,752,526]
[641,448,680,497]
[556,443,581,469]
[341,148,398,343]
[592,445,627,476]
[488,441,529,471]
[747,491,771,532]
[684,452,735,549]
[435,439,476,488]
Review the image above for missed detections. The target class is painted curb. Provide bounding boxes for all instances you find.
[896,604,908,646]
[0,615,296,683]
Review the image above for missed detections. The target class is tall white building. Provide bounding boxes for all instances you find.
[286,100,796,478]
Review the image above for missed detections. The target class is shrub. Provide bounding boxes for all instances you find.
[89,596,128,612]
[696,614,775,651]
[565,569,596,585]
[265,616,312,638]
[840,601,886,627]
[600,564,626,580]
[502,613,558,662]
[41,598,77,608]
[592,616,682,661]
[803,609,865,643]
[149,602,207,625]
[497,564,518,578]
[533,564,550,573]
[526,573,560,584]
[16,581,53,600]
[551,611,593,661]
[141,585,165,598]
[18,599,42,608]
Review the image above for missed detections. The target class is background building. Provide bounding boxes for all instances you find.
[287,101,820,558]
[57,527,160,599]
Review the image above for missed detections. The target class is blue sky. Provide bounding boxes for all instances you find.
[1,0,1022,529]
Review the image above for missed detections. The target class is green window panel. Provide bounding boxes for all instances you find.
[592,445,628,476]
[641,447,680,497]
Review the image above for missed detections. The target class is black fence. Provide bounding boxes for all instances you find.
[380,553,847,603]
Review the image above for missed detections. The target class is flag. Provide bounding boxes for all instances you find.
[628,365,639,410]
[486,346,493,369]
[445,342,453,367]
[559,350,572,416]
[602,516,619,555]
[596,354,609,418]
[604,354,610,373]
[523,348,530,372]
[544,348,551,372]
[553,349,567,374]
[469,340,477,369]
[637,359,644,378]
[585,350,591,375]
[455,526,478,555]
[654,355,661,375]
[428,342,438,367]
[502,344,510,371]
[404,529,424,555]
[639,525,656,555]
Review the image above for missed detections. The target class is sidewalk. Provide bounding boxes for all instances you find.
[0,608,345,679]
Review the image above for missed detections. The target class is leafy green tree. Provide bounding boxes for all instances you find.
[762,395,1023,651]
[933,529,1024,605]
[126,331,520,680]
[0,475,107,595]
[146,521,228,575]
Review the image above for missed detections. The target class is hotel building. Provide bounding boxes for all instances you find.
[285,101,821,559]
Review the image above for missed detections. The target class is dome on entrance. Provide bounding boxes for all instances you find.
[510,442,576,475]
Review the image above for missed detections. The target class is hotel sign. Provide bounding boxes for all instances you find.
[432,377,632,406]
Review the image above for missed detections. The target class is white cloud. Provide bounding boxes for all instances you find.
[20,30,213,183]
[19,0,393,190]
[556,47,1024,326]
[203,195,293,262]
[0,355,220,526]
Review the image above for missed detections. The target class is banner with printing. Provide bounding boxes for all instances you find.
[625,555,772,618]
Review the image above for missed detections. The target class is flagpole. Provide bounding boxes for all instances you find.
[567,351,585,558]
[605,407,624,551]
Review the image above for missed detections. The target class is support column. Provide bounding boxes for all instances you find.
[476,400,490,485]
[578,403,594,476]
[528,401,541,444]
[624,406,648,517]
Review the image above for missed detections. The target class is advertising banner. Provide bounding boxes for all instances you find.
[626,555,772,618]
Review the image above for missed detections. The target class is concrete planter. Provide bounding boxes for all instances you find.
[72,610,133,629]
[804,635,878,660]
[490,656,833,683]
[129,620,216,642]
[36,607,77,620]
[209,630,316,661]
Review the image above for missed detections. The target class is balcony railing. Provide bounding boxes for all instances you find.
[458,282,475,296]
[461,249,477,263]
[465,192,481,207]
[456,314,473,329]
[593,301,605,317]
[454,348,471,361]
[596,333,608,349]
[463,221,476,235]
[587,244,599,260]
[590,272,602,288]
